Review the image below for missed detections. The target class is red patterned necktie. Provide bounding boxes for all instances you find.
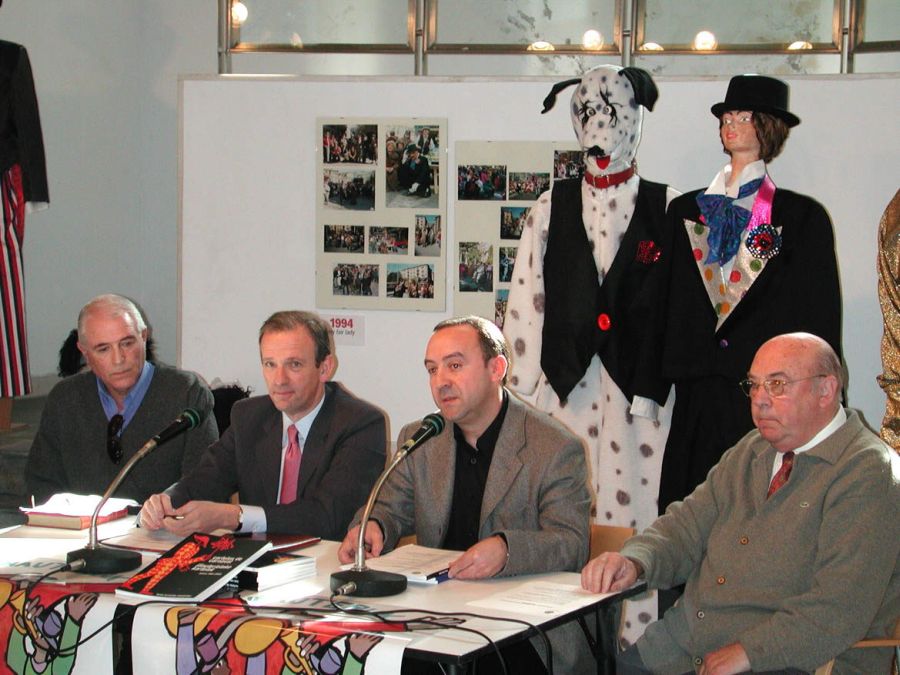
[279,425,302,505]
[767,451,795,499]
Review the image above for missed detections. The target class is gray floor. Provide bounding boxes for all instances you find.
[0,395,43,509]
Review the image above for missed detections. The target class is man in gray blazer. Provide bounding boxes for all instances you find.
[140,311,387,539]
[583,333,900,675]
[339,316,592,672]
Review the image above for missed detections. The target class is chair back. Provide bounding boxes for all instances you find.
[590,524,636,559]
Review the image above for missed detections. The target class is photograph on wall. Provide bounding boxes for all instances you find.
[499,246,517,283]
[316,117,446,310]
[387,263,435,298]
[458,164,508,200]
[499,207,527,240]
[369,227,409,255]
[509,172,550,200]
[458,242,493,293]
[554,149,584,179]
[323,168,375,210]
[495,289,509,329]
[332,263,379,297]
[384,124,439,208]
[414,215,441,256]
[323,124,378,164]
[454,141,578,321]
[324,225,364,253]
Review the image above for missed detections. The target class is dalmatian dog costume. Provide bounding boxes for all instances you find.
[503,65,677,645]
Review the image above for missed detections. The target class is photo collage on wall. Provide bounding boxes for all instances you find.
[454,141,581,328]
[316,118,447,310]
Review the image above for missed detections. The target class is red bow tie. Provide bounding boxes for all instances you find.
[583,165,635,189]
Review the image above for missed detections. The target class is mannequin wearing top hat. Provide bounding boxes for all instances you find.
[633,74,843,515]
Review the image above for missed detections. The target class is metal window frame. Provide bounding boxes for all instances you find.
[422,0,624,56]
[217,0,896,75]
[632,0,844,55]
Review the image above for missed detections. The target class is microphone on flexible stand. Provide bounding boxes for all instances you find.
[66,409,205,574]
[331,412,445,597]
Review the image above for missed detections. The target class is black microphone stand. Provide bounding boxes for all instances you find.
[67,409,203,574]
[331,413,444,597]
[65,441,155,574]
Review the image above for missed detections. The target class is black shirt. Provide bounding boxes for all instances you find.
[442,391,509,551]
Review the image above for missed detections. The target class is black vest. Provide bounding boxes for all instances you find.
[542,177,668,402]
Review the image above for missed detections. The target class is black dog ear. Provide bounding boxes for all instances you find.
[621,67,659,112]
[541,78,582,114]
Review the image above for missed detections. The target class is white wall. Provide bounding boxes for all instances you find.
[0,2,217,384]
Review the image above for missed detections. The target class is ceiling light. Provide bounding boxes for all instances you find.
[231,2,248,25]
[582,30,604,50]
[528,40,555,51]
[692,30,718,51]
[788,40,813,50]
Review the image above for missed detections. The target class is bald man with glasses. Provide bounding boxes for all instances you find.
[582,332,899,675]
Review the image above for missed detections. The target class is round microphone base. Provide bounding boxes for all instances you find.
[67,546,143,575]
[330,569,408,597]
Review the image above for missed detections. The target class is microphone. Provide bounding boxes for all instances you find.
[395,412,445,456]
[147,408,204,451]
[331,412,445,597]
[66,408,206,574]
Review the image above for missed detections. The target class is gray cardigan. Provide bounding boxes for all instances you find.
[25,365,217,503]
[623,410,899,674]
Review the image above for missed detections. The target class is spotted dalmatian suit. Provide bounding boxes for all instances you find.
[503,65,677,645]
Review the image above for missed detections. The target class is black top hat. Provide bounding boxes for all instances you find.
[710,74,800,127]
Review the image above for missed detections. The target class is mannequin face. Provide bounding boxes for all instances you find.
[720,110,761,160]
[569,66,644,175]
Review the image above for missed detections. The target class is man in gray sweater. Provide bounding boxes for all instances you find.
[25,294,217,503]
[582,332,899,674]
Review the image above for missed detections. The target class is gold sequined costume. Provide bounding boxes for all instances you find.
[877,188,900,451]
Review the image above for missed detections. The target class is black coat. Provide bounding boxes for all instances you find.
[637,187,842,511]
[0,41,48,202]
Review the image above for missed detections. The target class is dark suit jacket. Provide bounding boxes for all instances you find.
[635,186,843,510]
[0,41,48,203]
[168,382,387,539]
[636,187,842,403]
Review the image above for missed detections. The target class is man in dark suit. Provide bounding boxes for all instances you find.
[140,311,387,538]
[338,316,592,672]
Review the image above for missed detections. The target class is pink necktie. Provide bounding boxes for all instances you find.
[279,425,302,504]
[767,451,794,499]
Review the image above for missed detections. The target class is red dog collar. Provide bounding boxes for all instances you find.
[583,165,635,189]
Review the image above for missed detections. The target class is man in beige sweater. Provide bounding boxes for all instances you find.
[582,332,899,674]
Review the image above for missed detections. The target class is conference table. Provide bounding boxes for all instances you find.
[0,519,643,674]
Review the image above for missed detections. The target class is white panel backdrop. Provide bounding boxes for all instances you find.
[180,74,899,440]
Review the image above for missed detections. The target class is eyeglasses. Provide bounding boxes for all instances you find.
[107,414,124,464]
[739,375,827,398]
[721,114,753,127]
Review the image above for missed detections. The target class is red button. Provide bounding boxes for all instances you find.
[597,313,611,331]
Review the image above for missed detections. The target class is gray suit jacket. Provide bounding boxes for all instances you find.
[364,392,591,573]
[357,393,593,673]
[169,382,387,539]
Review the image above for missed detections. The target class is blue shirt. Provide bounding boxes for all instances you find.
[97,361,155,429]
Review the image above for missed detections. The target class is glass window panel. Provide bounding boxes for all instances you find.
[639,0,838,49]
[858,0,900,44]
[233,0,411,49]
[431,0,618,51]
[632,52,842,76]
